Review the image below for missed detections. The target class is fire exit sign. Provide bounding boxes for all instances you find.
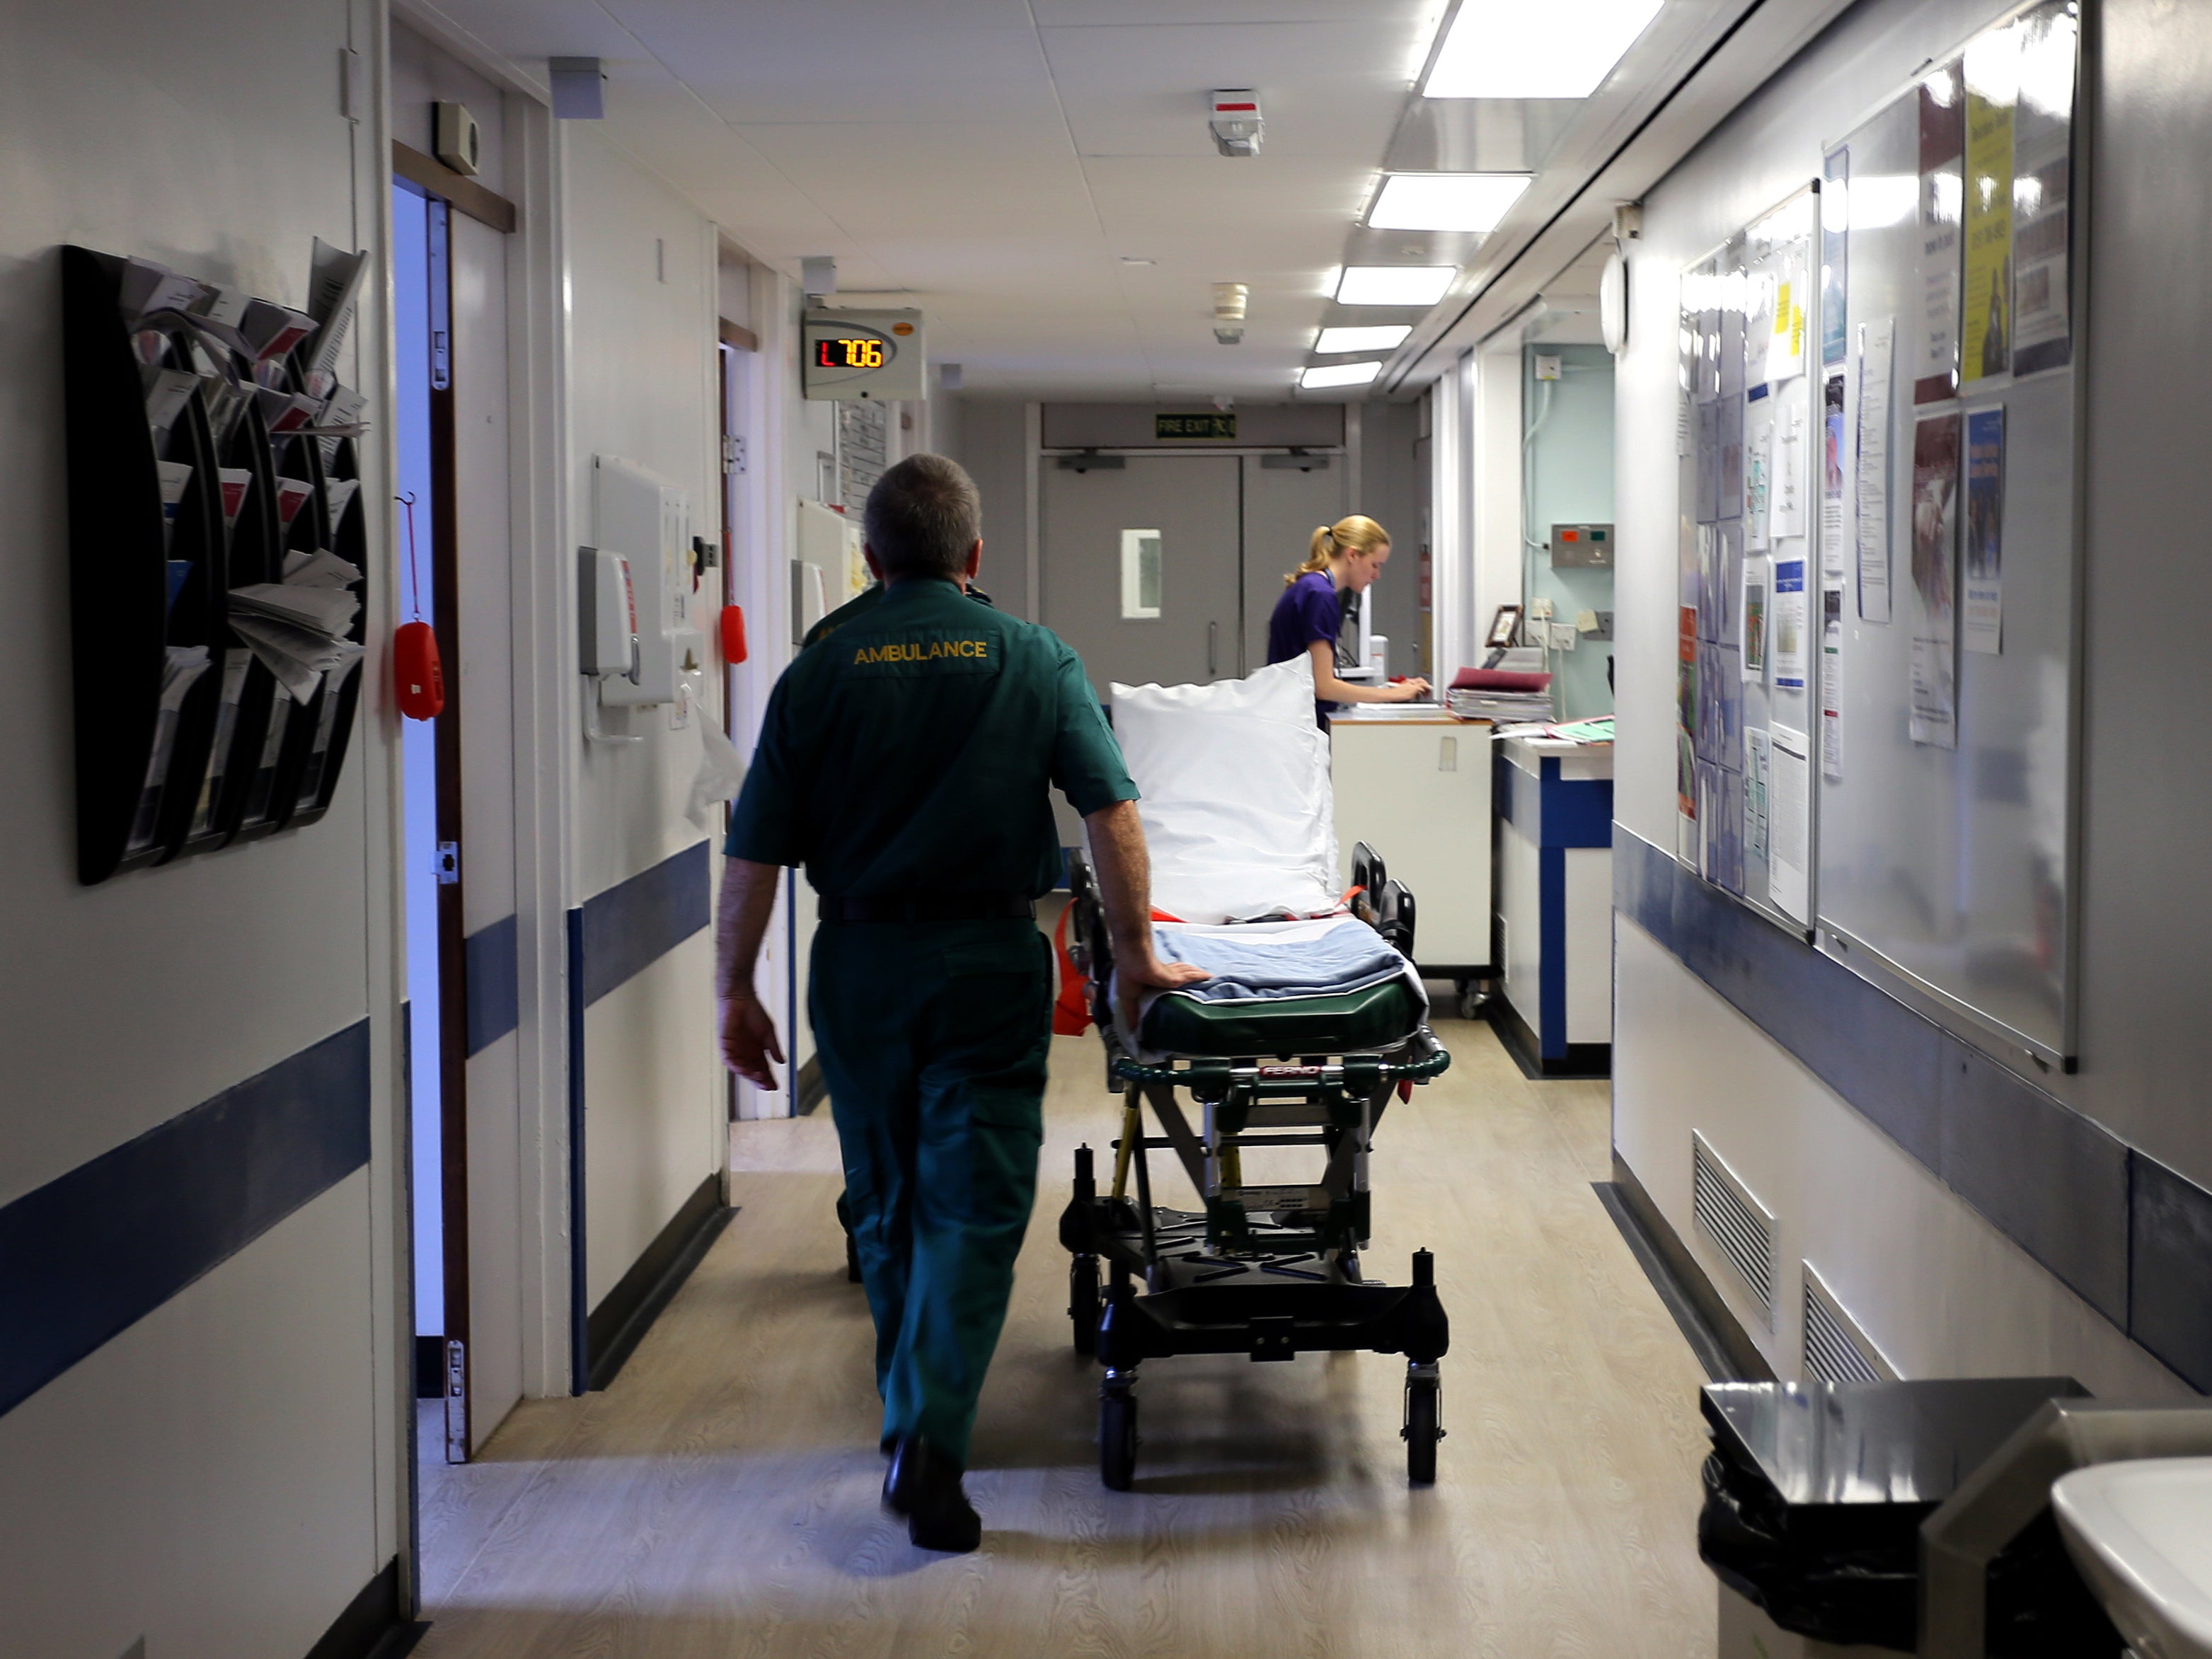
[1156,412,1237,440]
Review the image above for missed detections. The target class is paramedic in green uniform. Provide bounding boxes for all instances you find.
[715,453,1204,1553]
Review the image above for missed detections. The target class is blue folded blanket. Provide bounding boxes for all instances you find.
[1151,918,1408,1004]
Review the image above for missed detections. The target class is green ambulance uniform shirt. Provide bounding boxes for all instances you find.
[801,579,995,650]
[726,577,1135,898]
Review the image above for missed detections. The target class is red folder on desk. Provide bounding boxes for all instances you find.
[1451,667,1552,692]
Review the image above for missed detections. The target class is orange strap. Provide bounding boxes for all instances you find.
[1052,903,1187,1037]
[1052,902,1090,1036]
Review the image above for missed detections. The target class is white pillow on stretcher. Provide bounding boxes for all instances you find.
[1107,654,1340,925]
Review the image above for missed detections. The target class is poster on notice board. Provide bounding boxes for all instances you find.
[1962,28,2017,386]
[2011,1,2078,375]
[1908,413,1961,746]
[1962,407,2005,653]
[1916,62,1964,404]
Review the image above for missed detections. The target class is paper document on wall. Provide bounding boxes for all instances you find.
[1772,557,1807,690]
[1768,723,1812,923]
[1743,556,1768,679]
[1820,371,1848,579]
[1746,728,1772,862]
[1908,413,1961,746]
[1916,62,1965,403]
[1744,398,1773,551]
[1961,26,2017,386]
[1771,380,1809,539]
[2010,3,2077,375]
[305,238,369,377]
[1962,406,2005,653]
[1855,320,1896,622]
[1821,584,1845,781]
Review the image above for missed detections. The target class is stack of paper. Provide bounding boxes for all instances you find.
[229,570,360,705]
[1448,688,1555,721]
[1446,665,1555,722]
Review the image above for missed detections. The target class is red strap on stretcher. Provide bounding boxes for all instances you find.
[1052,903,1090,1035]
[1051,901,1188,1036]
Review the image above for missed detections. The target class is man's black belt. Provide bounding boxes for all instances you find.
[817,893,1034,924]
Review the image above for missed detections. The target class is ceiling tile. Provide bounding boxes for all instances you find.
[1042,20,1424,159]
[606,0,1063,125]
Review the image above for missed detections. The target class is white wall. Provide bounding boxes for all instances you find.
[0,0,405,1651]
[564,126,727,1276]
[1611,0,2212,1385]
[1615,921,2184,1397]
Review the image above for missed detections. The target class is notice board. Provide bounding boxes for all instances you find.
[1676,186,1822,937]
[1815,0,2083,1071]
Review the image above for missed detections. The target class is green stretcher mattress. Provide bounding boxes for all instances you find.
[1136,977,1424,1060]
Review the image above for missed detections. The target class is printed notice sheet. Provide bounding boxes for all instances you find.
[1821,584,1845,781]
[1916,62,1965,403]
[1821,370,1848,579]
[1768,722,1813,923]
[1855,320,1896,622]
[1773,556,1808,690]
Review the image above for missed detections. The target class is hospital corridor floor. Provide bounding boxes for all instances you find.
[412,1017,1717,1658]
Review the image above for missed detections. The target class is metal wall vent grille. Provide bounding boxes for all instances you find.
[1691,1131,1775,1326]
[1801,1261,1896,1385]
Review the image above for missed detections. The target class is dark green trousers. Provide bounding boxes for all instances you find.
[808,918,1052,1466]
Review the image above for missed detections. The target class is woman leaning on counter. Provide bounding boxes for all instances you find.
[1265,514,1432,728]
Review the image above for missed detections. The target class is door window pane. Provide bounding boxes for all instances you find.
[1121,528,1161,619]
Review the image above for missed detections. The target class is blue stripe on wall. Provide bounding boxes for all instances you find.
[463,913,519,1057]
[0,1020,372,1418]
[1617,829,2212,1387]
[567,908,589,1397]
[580,842,711,1007]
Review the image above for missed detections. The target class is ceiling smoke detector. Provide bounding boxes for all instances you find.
[1209,91,1263,158]
[1212,282,1248,344]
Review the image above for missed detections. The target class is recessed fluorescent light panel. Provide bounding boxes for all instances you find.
[1369,173,1529,233]
[1424,0,1666,100]
[1335,266,1456,306]
[1315,325,1412,353]
[1301,361,1383,389]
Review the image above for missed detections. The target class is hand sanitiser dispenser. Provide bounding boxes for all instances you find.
[590,455,698,707]
[577,547,638,682]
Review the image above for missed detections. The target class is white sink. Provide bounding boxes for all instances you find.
[2053,1458,2212,1659]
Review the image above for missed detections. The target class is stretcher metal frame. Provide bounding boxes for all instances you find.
[1056,843,1452,1489]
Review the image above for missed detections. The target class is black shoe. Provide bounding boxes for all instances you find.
[882,1435,981,1553]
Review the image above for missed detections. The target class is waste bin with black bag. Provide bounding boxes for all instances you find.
[1697,1376,2128,1657]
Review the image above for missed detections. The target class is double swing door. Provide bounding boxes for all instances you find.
[1038,452,1346,696]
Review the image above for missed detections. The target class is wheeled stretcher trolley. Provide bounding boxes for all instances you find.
[1056,839,1453,1489]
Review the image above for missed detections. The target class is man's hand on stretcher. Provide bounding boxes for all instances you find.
[1085,800,1210,1032]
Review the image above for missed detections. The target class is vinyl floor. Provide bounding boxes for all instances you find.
[412,1015,1717,1658]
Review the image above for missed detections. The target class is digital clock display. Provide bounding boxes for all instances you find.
[815,336,887,371]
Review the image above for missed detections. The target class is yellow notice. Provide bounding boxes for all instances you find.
[1962,30,2016,383]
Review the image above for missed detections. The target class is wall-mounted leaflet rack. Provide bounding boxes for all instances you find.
[63,244,370,885]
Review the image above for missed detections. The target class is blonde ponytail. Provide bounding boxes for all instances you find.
[1283,514,1390,586]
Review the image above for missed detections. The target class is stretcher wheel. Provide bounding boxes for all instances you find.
[1100,1383,1138,1491]
[1069,1254,1101,1356]
[1404,1365,1442,1486]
